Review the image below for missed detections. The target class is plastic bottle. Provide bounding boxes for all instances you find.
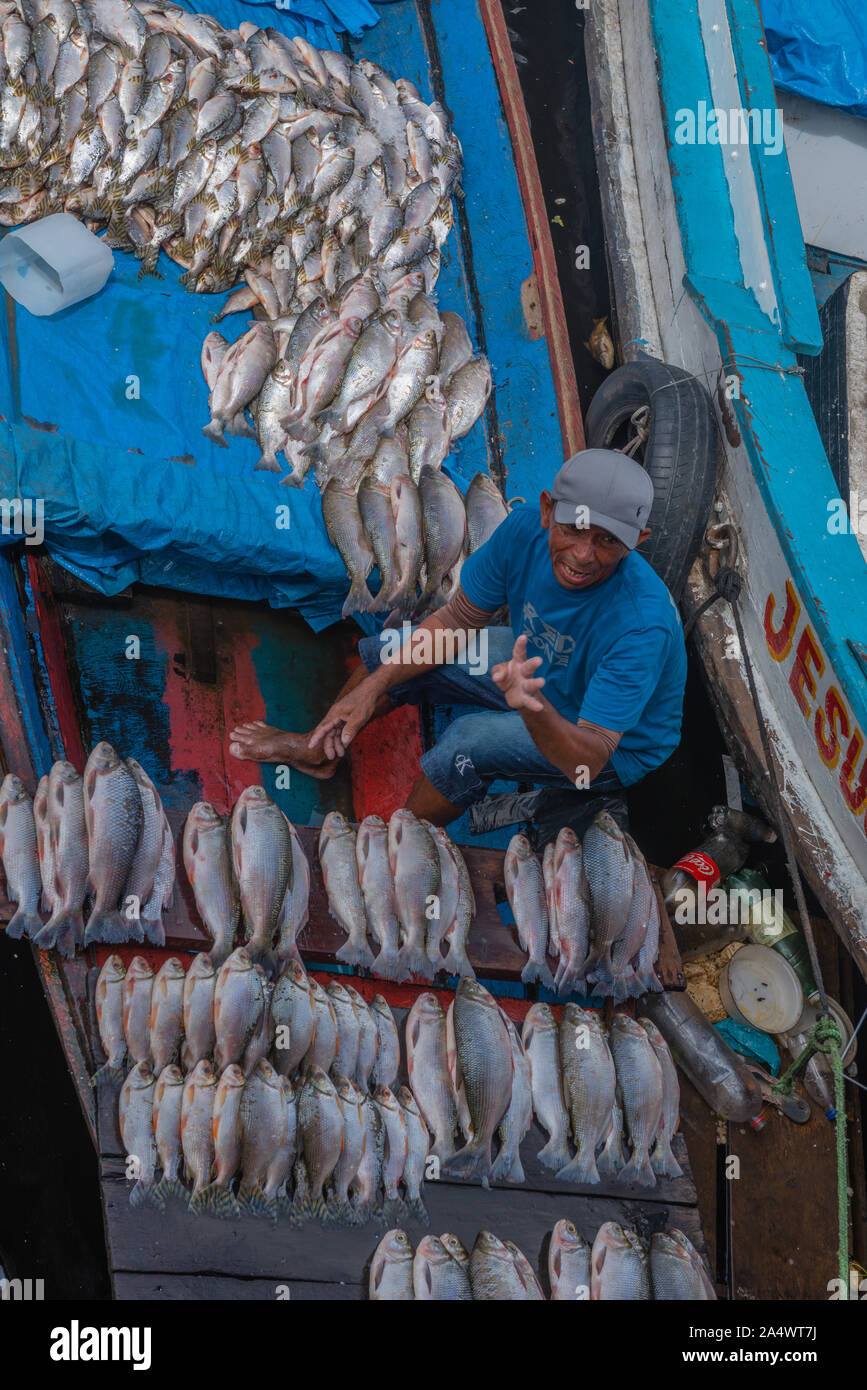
[641,990,766,1127]
[726,867,820,1001]
[663,806,777,960]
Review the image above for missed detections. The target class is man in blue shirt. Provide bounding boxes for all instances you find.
[229,449,687,826]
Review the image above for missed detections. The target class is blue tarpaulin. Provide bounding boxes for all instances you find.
[761,0,867,120]
[0,0,480,632]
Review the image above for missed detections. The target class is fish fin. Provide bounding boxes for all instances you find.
[442,1140,491,1186]
[6,909,42,940]
[536,1136,572,1172]
[441,942,476,980]
[90,1059,126,1089]
[611,969,639,1005]
[490,1147,524,1185]
[84,909,140,946]
[202,418,229,447]
[595,1147,622,1181]
[202,1184,239,1219]
[33,910,83,955]
[254,451,283,473]
[335,938,376,970]
[407,1197,429,1227]
[129,1180,159,1211]
[520,958,555,989]
[396,942,436,982]
[617,1149,657,1188]
[140,916,166,947]
[372,946,403,982]
[634,964,664,994]
[341,577,377,621]
[651,1138,683,1179]
[188,1187,212,1216]
[556,1150,601,1185]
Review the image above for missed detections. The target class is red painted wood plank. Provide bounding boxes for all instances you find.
[24,554,87,771]
[478,0,585,457]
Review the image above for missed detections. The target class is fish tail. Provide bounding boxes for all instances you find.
[6,908,42,941]
[254,450,283,473]
[202,418,229,447]
[490,1146,524,1185]
[341,577,377,621]
[396,942,436,982]
[441,941,476,980]
[556,1148,601,1185]
[335,937,376,970]
[537,1136,572,1173]
[634,963,664,994]
[140,916,166,947]
[521,957,556,990]
[651,1137,683,1179]
[33,910,82,955]
[372,945,403,982]
[204,1184,240,1219]
[188,1186,212,1216]
[611,970,636,1005]
[307,1193,329,1225]
[617,1148,657,1189]
[83,909,140,946]
[246,1185,273,1219]
[90,1058,125,1089]
[596,1146,622,1181]
[129,1180,156,1210]
[442,1140,491,1187]
[407,1197,430,1227]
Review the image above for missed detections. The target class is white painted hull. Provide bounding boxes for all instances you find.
[586,0,867,972]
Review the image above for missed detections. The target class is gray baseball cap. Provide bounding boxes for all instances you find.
[550,448,655,549]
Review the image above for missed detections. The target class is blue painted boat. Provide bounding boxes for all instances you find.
[585,0,867,972]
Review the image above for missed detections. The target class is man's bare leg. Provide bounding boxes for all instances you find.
[406,772,463,827]
[229,662,393,771]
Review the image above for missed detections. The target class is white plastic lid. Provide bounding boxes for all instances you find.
[719,944,804,1033]
[0,213,114,316]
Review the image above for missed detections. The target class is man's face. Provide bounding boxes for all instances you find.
[540,491,649,590]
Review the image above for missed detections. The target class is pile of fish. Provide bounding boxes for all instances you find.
[184,786,309,971]
[408,981,681,1190]
[0,0,496,612]
[0,746,173,956]
[369,1219,715,1300]
[319,807,476,981]
[103,947,430,1222]
[323,463,507,623]
[505,809,664,999]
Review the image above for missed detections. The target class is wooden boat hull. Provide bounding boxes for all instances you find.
[586,0,867,973]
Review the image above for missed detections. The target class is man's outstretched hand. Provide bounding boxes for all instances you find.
[491,634,546,713]
[308,680,380,760]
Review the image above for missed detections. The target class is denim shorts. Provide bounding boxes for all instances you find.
[358,625,622,810]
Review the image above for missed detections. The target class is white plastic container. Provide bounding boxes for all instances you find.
[0,214,113,315]
[719,943,804,1033]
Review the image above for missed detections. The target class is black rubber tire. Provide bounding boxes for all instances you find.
[583,355,718,600]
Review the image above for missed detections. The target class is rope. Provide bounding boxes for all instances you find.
[689,559,850,1293]
[621,405,651,457]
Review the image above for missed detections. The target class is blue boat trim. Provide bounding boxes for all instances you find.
[648,0,867,741]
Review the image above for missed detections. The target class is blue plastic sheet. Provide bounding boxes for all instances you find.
[0,0,391,630]
[761,0,867,120]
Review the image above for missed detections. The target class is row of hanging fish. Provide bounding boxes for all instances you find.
[320,807,477,981]
[184,787,309,972]
[408,981,681,1190]
[93,947,400,1090]
[369,1219,715,1300]
[0,746,173,957]
[324,459,507,623]
[505,810,663,999]
[119,1054,430,1223]
[104,948,427,1222]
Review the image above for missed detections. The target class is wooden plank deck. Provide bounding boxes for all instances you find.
[90,961,704,1299]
